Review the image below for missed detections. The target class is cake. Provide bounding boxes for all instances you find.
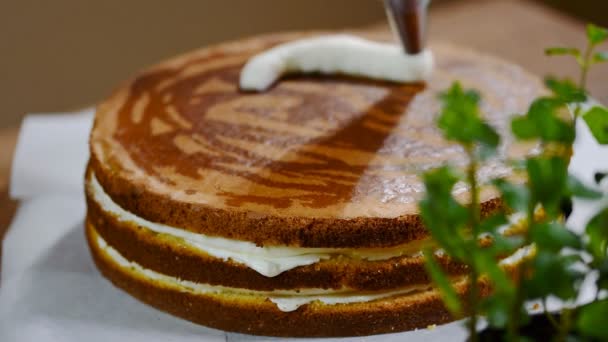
[85,31,542,337]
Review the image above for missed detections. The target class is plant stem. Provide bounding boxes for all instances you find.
[553,41,596,338]
[578,43,594,95]
[467,265,479,342]
[573,103,583,124]
[507,198,536,341]
[574,41,593,123]
[556,306,572,342]
[507,274,524,342]
[465,145,480,342]
[542,297,560,330]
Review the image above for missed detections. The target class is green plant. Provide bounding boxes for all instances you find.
[420,23,608,341]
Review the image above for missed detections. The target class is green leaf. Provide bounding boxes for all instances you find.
[583,106,608,144]
[478,211,525,256]
[511,97,575,143]
[530,221,581,252]
[419,166,470,261]
[490,234,525,255]
[594,51,608,64]
[474,250,514,294]
[482,295,511,328]
[438,82,500,148]
[577,299,608,340]
[493,179,530,212]
[587,23,608,45]
[567,173,602,199]
[545,47,581,57]
[478,213,508,234]
[545,77,587,104]
[525,251,583,300]
[476,123,501,150]
[597,259,608,290]
[423,249,462,316]
[585,207,608,261]
[527,156,569,218]
[511,116,538,139]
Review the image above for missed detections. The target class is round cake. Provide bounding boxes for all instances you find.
[85,31,542,337]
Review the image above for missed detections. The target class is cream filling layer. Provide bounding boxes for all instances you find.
[239,34,434,91]
[94,232,435,312]
[89,174,433,277]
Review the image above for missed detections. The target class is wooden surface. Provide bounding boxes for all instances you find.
[0,0,387,128]
[0,0,604,268]
[0,127,18,276]
[427,0,607,103]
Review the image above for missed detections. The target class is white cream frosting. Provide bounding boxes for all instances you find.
[239,34,434,91]
[88,174,433,277]
[500,245,533,266]
[95,233,434,312]
[90,176,530,312]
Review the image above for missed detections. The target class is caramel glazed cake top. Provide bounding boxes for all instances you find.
[89,31,542,249]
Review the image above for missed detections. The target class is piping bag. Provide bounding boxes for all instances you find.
[384,0,430,54]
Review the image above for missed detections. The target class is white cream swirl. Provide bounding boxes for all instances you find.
[239,34,434,91]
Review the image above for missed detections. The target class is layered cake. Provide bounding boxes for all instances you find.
[85,32,542,337]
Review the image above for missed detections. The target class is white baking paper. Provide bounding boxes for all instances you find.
[1,108,606,342]
[9,109,94,199]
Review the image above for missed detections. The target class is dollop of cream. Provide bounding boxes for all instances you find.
[239,34,434,91]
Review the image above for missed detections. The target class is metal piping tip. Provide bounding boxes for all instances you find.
[384,0,430,55]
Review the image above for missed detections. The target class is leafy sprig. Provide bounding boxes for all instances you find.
[421,82,518,341]
[546,23,608,89]
[420,22,608,341]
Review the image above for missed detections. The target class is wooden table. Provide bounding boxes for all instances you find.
[0,127,18,275]
[0,0,605,269]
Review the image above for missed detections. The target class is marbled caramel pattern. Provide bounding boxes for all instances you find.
[91,33,542,219]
